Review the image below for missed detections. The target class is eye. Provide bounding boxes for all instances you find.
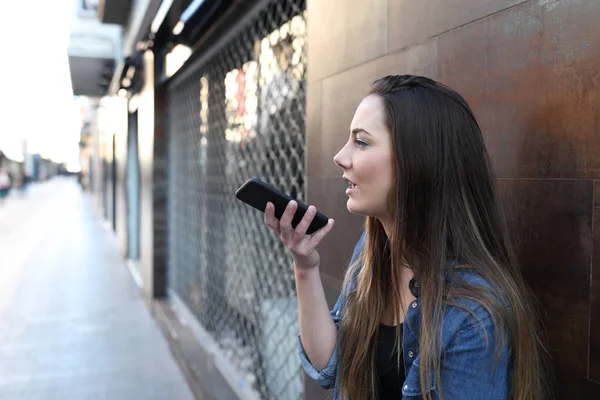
[354,139,369,148]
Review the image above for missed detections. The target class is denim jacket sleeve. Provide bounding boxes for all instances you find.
[297,232,366,389]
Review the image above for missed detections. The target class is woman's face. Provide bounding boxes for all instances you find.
[333,95,395,219]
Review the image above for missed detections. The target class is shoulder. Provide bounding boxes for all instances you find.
[441,268,509,348]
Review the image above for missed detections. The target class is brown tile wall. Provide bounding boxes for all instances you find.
[305,0,600,398]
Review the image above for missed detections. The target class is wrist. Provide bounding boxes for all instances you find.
[294,264,320,280]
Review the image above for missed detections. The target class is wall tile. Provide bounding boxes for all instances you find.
[557,369,600,399]
[304,377,328,400]
[436,17,490,141]
[305,81,323,178]
[438,0,600,179]
[321,283,341,313]
[589,181,600,382]
[307,0,388,83]
[497,178,593,376]
[389,0,527,52]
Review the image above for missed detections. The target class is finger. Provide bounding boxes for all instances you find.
[264,202,280,232]
[307,219,335,247]
[295,205,316,236]
[279,201,297,234]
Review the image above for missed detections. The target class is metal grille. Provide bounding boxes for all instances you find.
[167,1,306,399]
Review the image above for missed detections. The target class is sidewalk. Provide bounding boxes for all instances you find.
[0,178,194,400]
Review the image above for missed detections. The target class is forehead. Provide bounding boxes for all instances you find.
[350,94,387,132]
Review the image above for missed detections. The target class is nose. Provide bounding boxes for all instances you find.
[333,144,350,170]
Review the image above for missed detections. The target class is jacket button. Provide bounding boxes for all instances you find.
[408,351,414,358]
[411,302,417,308]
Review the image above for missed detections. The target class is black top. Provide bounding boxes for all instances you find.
[376,323,405,399]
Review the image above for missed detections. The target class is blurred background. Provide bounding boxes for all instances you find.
[0,0,599,399]
[0,0,82,181]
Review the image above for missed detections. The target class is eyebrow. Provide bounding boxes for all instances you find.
[351,128,373,137]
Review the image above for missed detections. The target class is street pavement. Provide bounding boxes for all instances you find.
[0,178,194,400]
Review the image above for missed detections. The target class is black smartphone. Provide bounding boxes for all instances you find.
[235,178,329,235]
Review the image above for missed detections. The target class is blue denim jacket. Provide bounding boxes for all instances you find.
[297,233,513,399]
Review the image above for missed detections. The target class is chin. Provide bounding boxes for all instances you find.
[346,199,383,219]
[346,199,367,216]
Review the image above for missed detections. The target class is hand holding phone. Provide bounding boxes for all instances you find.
[235,178,335,269]
[235,178,329,234]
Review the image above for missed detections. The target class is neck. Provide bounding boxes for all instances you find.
[380,217,394,239]
[379,215,416,284]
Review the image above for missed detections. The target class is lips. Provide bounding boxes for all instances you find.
[343,176,357,189]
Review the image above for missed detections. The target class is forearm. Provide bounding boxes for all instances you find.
[295,266,338,371]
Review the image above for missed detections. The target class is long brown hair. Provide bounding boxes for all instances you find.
[337,75,552,400]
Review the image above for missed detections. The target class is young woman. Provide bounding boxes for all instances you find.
[264,75,551,399]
